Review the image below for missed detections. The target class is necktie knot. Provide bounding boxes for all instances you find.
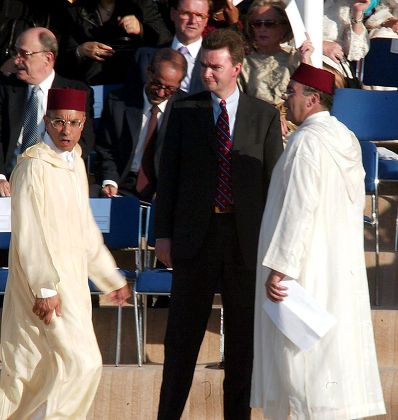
[151,105,160,116]
[178,46,190,56]
[219,99,226,109]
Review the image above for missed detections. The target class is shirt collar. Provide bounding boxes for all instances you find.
[143,89,168,115]
[211,86,240,108]
[28,70,55,94]
[172,36,202,59]
[44,131,76,164]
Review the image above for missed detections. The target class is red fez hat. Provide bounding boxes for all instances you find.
[291,63,335,95]
[47,88,86,112]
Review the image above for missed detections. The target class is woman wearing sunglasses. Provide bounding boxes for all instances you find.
[239,0,313,140]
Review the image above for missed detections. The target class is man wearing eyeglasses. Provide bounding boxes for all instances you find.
[93,48,187,201]
[0,26,94,198]
[136,0,209,94]
[0,87,130,419]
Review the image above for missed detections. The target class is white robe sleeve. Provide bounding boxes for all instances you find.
[262,139,321,279]
[11,159,62,297]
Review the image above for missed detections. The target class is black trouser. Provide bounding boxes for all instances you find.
[157,214,255,420]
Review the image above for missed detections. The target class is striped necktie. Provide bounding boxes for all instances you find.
[20,85,40,153]
[214,99,233,210]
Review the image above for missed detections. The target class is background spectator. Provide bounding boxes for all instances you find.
[55,0,172,85]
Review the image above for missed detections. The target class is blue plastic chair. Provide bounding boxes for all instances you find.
[90,196,143,365]
[331,89,398,304]
[362,38,398,87]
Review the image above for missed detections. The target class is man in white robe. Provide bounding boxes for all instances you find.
[0,88,130,419]
[251,63,386,419]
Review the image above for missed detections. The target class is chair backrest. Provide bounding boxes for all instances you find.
[362,38,398,87]
[360,141,378,194]
[331,89,398,141]
[91,196,142,249]
[146,200,156,248]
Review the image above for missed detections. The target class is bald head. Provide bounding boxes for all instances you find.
[14,27,58,85]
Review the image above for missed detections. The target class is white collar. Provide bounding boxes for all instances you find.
[44,131,76,164]
[142,89,168,115]
[28,70,55,94]
[172,36,202,59]
[211,85,240,107]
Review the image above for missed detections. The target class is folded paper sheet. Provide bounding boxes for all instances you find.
[263,279,337,351]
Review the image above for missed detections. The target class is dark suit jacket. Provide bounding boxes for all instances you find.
[135,45,205,94]
[0,73,95,177]
[155,90,283,268]
[94,86,187,186]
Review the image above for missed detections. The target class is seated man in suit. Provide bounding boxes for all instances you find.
[93,48,187,202]
[135,0,210,94]
[0,26,94,197]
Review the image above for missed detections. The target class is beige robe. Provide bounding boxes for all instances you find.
[0,142,126,419]
[251,112,385,419]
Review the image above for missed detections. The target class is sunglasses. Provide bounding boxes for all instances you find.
[250,19,288,29]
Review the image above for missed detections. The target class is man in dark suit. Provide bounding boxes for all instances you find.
[135,0,209,94]
[93,48,187,202]
[0,26,94,197]
[155,29,283,420]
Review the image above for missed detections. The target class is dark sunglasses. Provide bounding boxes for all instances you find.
[250,19,288,29]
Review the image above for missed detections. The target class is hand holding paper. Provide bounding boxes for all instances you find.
[263,279,337,351]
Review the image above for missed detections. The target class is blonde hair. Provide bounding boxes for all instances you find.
[246,0,293,45]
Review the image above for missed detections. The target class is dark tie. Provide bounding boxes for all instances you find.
[20,85,40,153]
[214,99,233,210]
[136,105,161,199]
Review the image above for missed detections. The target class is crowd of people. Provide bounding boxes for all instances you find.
[0,0,393,419]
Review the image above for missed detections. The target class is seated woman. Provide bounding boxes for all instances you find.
[323,0,370,87]
[56,0,171,85]
[239,0,313,139]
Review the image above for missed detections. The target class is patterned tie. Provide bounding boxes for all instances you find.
[136,105,161,199]
[214,99,233,210]
[20,85,40,153]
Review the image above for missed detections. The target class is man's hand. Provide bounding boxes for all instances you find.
[101,184,118,197]
[106,283,131,305]
[0,180,10,197]
[118,15,142,35]
[265,270,288,302]
[155,238,173,268]
[32,295,62,325]
[323,40,344,63]
[77,42,114,61]
[223,0,239,24]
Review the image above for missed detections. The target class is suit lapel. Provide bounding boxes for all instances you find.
[233,93,254,151]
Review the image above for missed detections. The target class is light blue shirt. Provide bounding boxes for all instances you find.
[211,87,240,141]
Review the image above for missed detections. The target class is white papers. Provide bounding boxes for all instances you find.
[391,39,398,55]
[0,197,11,232]
[89,198,111,233]
[263,279,336,351]
[285,0,307,49]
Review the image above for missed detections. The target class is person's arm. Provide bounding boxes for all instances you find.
[155,238,172,268]
[351,0,371,35]
[94,94,122,187]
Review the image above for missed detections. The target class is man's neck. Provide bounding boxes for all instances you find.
[176,35,200,46]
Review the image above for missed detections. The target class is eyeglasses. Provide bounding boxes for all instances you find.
[49,119,84,129]
[149,80,179,95]
[177,9,208,21]
[250,19,288,29]
[11,47,50,58]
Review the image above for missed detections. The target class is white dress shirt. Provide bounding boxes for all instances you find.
[211,86,240,141]
[103,90,168,189]
[172,36,202,92]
